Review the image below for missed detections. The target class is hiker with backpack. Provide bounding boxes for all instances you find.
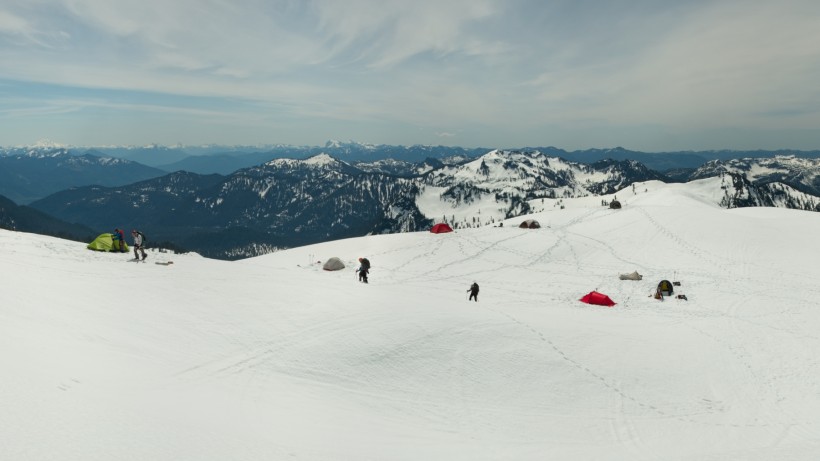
[112,228,126,253]
[131,229,147,261]
[467,282,479,302]
[357,257,370,283]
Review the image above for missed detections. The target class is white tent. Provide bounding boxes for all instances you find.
[619,270,643,280]
[322,256,345,271]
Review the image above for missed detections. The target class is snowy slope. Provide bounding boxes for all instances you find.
[417,150,665,229]
[2,181,820,460]
[693,155,820,193]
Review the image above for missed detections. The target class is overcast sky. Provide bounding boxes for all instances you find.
[1,0,820,151]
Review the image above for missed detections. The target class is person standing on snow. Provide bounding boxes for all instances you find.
[468,282,479,302]
[357,257,370,283]
[112,228,126,253]
[131,229,147,261]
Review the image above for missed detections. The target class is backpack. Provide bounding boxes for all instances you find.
[138,232,146,242]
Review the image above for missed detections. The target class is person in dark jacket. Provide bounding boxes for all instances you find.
[112,228,126,253]
[357,257,370,283]
[468,282,479,302]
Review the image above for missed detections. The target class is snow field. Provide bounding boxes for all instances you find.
[2,179,820,460]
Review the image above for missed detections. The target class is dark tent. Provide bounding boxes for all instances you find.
[609,200,622,209]
[657,280,674,297]
[430,223,453,234]
[579,291,616,307]
[519,219,541,229]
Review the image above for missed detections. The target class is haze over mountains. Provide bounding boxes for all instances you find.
[5,140,820,178]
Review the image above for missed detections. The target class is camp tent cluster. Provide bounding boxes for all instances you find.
[85,228,680,310]
[580,272,681,307]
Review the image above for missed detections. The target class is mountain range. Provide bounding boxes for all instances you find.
[0,147,166,204]
[5,141,820,194]
[3,142,820,260]
[21,150,820,260]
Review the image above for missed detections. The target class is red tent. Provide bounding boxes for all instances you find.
[579,291,616,307]
[430,223,453,234]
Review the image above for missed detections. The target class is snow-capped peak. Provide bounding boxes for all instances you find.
[32,139,66,149]
[303,153,339,166]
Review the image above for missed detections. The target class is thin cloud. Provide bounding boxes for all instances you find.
[1,0,820,149]
[0,9,30,35]
[309,0,498,68]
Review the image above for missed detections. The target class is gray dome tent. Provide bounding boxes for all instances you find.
[322,257,345,271]
[519,219,541,229]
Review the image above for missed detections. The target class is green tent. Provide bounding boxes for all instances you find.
[87,233,129,252]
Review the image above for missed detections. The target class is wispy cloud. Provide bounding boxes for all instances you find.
[1,0,820,149]
[307,0,499,68]
[0,9,30,35]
